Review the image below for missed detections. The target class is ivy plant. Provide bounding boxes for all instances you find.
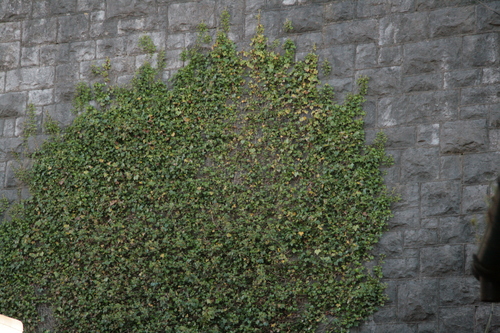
[0,17,394,333]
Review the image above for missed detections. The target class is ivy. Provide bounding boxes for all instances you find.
[0,18,394,333]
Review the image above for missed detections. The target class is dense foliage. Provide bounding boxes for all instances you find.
[0,18,394,332]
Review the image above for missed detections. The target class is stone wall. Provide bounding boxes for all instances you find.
[1,0,500,332]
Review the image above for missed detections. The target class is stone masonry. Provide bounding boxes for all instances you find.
[1,0,500,332]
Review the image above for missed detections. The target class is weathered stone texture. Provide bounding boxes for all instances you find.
[440,119,487,154]
[398,279,438,321]
[0,92,26,117]
[22,18,57,45]
[420,245,464,276]
[168,1,216,32]
[402,38,462,75]
[324,19,379,45]
[421,181,461,217]
[429,6,475,38]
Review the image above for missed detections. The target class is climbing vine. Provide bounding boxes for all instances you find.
[0,17,394,333]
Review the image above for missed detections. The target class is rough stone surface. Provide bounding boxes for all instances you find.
[1,0,499,331]
[440,120,487,154]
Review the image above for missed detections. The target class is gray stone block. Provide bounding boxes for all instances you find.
[390,182,420,209]
[477,2,500,32]
[69,41,96,62]
[351,322,417,333]
[165,49,184,70]
[324,77,353,99]
[463,152,500,184]
[6,66,55,92]
[56,63,79,83]
[28,89,53,106]
[117,17,160,36]
[384,126,416,148]
[404,229,438,248]
[215,0,245,30]
[420,245,464,276]
[438,307,474,333]
[323,19,378,45]
[488,104,500,127]
[382,257,419,278]
[0,0,31,22]
[421,181,460,216]
[361,98,376,128]
[0,92,26,117]
[398,279,438,322]
[22,18,57,45]
[465,243,479,276]
[40,44,71,66]
[0,42,20,70]
[324,1,355,22]
[474,304,500,333]
[373,306,397,323]
[461,185,488,214]
[402,73,442,93]
[292,32,322,54]
[460,104,488,120]
[439,216,475,244]
[356,66,402,96]
[0,137,23,162]
[416,322,437,333]
[20,46,39,67]
[439,155,462,180]
[439,276,480,306]
[89,10,110,39]
[50,0,77,15]
[416,124,439,147]
[461,85,500,106]
[283,5,322,33]
[378,231,404,257]
[317,45,355,77]
[96,36,136,58]
[378,45,402,66]
[106,0,157,19]
[168,1,216,32]
[401,148,439,182]
[355,43,378,69]
[415,0,475,10]
[406,91,459,124]
[77,0,105,12]
[444,69,481,89]
[4,160,20,188]
[245,0,265,12]
[57,14,90,43]
[440,119,487,154]
[403,37,461,75]
[482,67,500,85]
[31,0,50,18]
[2,118,15,137]
[379,12,428,45]
[389,207,420,229]
[429,6,474,38]
[388,0,414,13]
[47,103,76,127]
[0,22,20,42]
[356,0,389,18]
[422,218,438,229]
[463,33,499,68]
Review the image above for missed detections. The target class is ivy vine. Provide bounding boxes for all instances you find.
[0,16,394,333]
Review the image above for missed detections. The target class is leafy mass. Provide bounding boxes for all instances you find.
[0,15,394,332]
